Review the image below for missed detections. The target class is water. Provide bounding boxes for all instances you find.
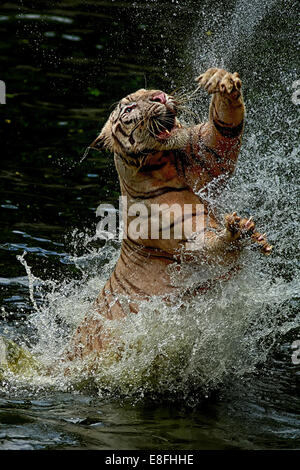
[0,0,299,450]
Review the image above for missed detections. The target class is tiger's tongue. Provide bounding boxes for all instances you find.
[157,129,171,139]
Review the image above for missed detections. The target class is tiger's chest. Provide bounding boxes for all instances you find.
[115,151,209,252]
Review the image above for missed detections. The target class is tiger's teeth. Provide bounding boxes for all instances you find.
[165,130,170,134]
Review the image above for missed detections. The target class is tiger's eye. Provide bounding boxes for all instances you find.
[124,104,136,114]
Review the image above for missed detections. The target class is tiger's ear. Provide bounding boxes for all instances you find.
[89,121,113,152]
[89,133,107,151]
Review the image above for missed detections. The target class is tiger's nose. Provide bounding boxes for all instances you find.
[150,92,167,104]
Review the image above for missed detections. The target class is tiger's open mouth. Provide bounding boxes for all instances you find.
[152,109,178,141]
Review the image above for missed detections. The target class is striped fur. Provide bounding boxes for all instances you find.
[68,69,254,358]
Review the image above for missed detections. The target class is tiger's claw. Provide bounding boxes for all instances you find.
[224,212,273,255]
[251,232,273,256]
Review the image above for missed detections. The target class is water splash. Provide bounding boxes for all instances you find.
[190,0,279,69]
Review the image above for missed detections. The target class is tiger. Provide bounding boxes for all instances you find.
[67,68,272,359]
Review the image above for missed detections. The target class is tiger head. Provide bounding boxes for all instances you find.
[90,88,190,165]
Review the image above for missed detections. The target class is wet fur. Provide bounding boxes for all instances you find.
[67,68,272,359]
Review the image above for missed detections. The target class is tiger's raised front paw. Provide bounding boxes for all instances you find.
[224,212,272,255]
[196,68,242,100]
